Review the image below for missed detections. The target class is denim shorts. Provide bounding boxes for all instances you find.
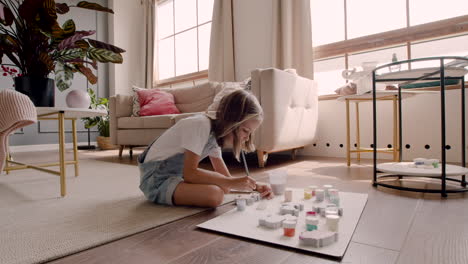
[138,148,185,206]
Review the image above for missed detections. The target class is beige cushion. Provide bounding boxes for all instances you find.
[172,112,204,123]
[161,82,219,113]
[206,82,245,112]
[118,115,176,129]
[115,94,133,117]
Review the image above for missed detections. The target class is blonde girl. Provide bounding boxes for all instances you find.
[138,90,272,208]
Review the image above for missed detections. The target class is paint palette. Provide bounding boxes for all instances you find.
[197,188,368,258]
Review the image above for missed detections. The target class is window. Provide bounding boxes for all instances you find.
[156,0,214,81]
[311,0,468,96]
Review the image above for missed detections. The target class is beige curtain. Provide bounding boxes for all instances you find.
[208,0,235,82]
[140,0,157,88]
[271,0,314,79]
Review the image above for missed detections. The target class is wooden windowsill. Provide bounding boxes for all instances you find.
[156,70,208,87]
[318,82,468,101]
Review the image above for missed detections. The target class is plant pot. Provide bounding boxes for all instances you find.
[14,76,55,107]
[96,136,118,150]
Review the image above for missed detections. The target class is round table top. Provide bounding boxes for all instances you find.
[336,90,419,101]
[36,107,107,118]
[377,162,468,177]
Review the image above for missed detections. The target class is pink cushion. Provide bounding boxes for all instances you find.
[137,89,181,116]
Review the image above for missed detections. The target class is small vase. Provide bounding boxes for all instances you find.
[14,76,55,107]
[66,89,91,108]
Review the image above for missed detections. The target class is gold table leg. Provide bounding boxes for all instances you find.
[58,112,66,197]
[346,99,351,166]
[72,119,79,177]
[356,102,361,163]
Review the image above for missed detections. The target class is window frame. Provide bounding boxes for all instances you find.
[313,1,468,99]
[155,0,212,85]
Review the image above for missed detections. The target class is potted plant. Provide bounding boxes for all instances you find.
[82,88,116,150]
[0,0,125,106]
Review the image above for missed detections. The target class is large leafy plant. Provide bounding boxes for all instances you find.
[82,88,109,137]
[0,0,125,91]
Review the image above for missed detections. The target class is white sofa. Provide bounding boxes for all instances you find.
[109,68,318,167]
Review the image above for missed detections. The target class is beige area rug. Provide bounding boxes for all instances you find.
[0,158,234,264]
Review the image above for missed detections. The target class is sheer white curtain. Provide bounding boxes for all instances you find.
[272,0,314,79]
[140,0,157,88]
[208,0,235,82]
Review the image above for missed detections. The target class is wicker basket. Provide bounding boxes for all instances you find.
[96,136,118,150]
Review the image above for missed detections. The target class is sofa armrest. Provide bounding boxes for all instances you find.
[110,94,133,145]
[251,68,318,152]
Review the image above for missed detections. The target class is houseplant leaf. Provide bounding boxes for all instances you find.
[0,5,14,26]
[87,47,123,63]
[54,48,85,61]
[76,1,114,13]
[55,3,70,14]
[62,19,76,35]
[55,62,74,91]
[77,64,97,84]
[87,39,126,53]
[75,39,90,49]
[58,30,95,50]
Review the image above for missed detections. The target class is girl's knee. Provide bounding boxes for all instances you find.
[206,185,224,208]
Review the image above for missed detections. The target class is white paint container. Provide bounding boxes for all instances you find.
[236,199,246,211]
[326,215,340,232]
[284,189,293,202]
[315,189,325,202]
[323,184,333,198]
[308,185,318,196]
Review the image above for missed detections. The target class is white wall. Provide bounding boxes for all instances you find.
[108,0,145,96]
[301,92,468,163]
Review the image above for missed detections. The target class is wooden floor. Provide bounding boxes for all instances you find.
[28,148,466,264]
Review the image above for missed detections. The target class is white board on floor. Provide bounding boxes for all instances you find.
[197,189,368,258]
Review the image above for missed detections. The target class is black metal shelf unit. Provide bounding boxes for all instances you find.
[371,56,468,197]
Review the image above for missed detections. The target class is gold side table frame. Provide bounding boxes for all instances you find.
[4,108,106,197]
[344,94,399,166]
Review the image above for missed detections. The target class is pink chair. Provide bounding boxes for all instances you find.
[0,89,37,173]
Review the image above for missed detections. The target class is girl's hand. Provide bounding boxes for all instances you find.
[255,183,274,199]
[228,176,256,191]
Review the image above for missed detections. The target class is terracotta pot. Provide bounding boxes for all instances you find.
[96,136,118,150]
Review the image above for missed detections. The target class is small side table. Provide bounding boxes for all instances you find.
[338,91,415,166]
[4,107,106,197]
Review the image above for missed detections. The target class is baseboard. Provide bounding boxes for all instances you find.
[10,142,97,153]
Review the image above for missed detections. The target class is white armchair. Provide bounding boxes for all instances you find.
[250,68,318,167]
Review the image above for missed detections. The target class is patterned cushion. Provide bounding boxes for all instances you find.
[131,85,145,116]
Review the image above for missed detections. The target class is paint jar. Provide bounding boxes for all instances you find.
[315,189,325,202]
[306,211,316,216]
[303,187,312,200]
[284,188,293,202]
[325,208,339,216]
[428,159,439,168]
[236,198,246,211]
[306,216,319,231]
[308,185,318,197]
[283,220,297,237]
[323,184,333,198]
[326,215,340,232]
[330,195,340,207]
[268,169,288,195]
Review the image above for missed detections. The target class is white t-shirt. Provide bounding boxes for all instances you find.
[144,114,222,163]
